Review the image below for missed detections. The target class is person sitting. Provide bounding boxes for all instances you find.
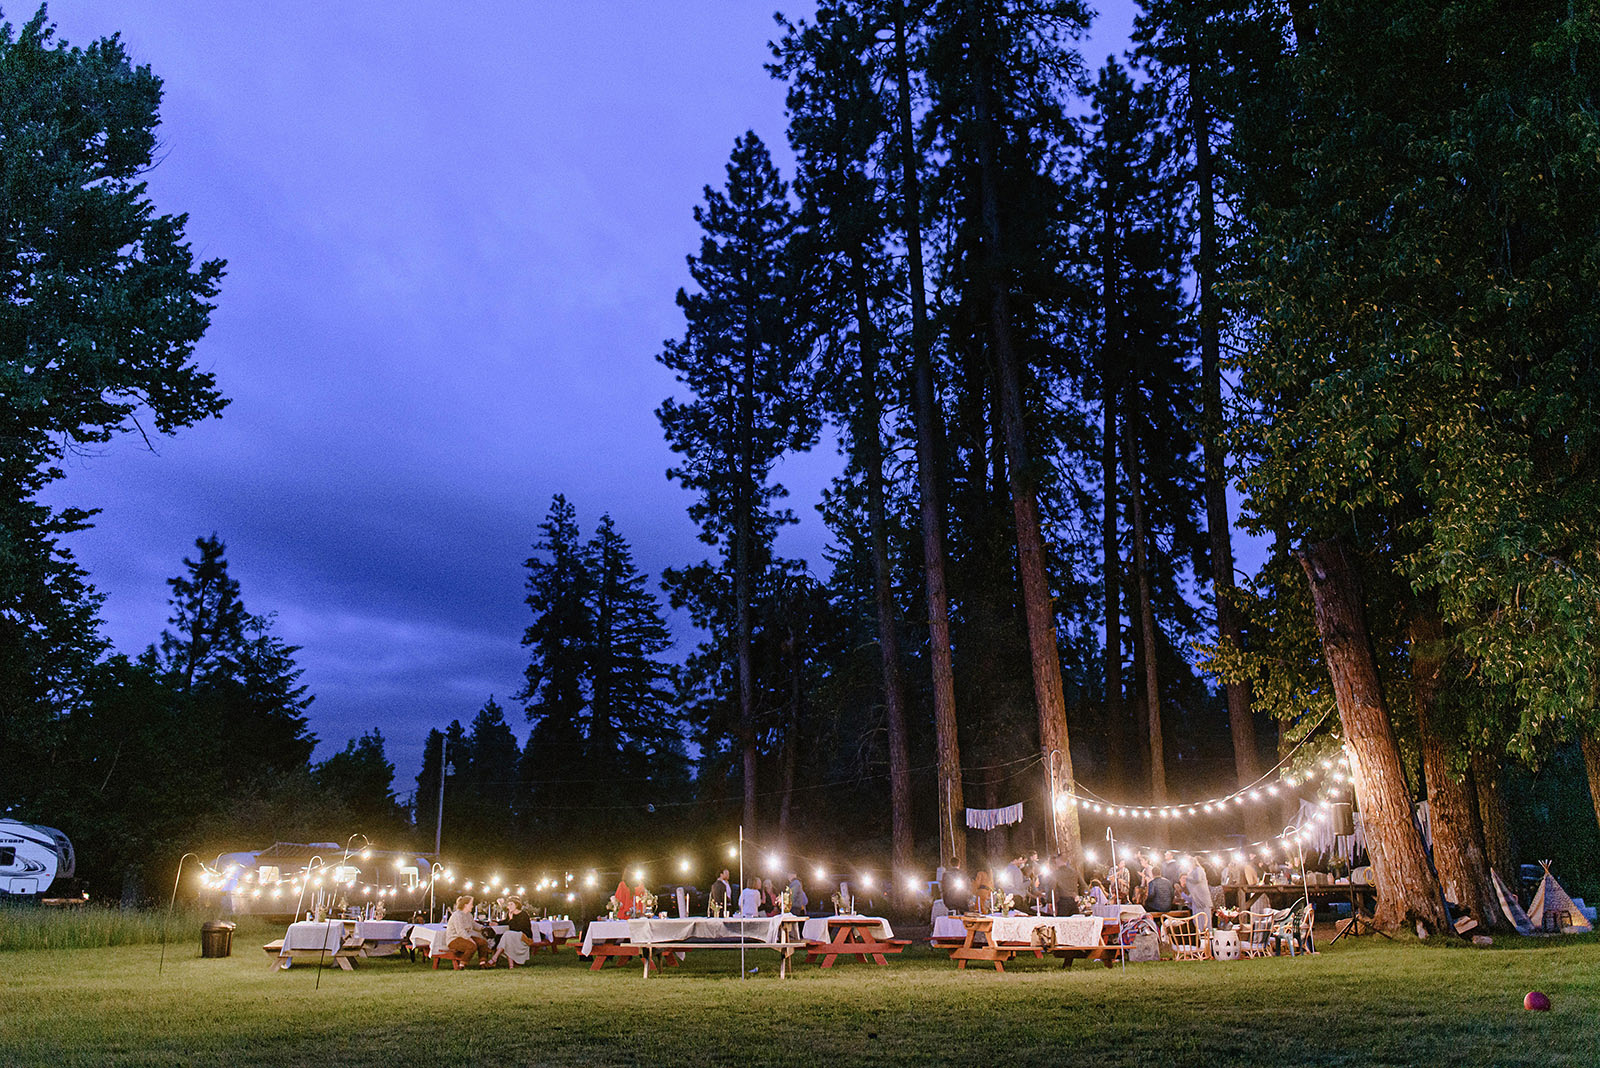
[487,896,538,967]
[974,869,995,913]
[738,878,763,917]
[761,878,779,915]
[444,894,491,967]
[1088,880,1108,907]
[1144,871,1176,914]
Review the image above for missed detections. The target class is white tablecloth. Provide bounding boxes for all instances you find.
[988,915,1104,946]
[931,916,968,940]
[408,923,446,954]
[800,915,894,942]
[1092,903,1146,920]
[283,920,345,952]
[582,915,801,955]
[356,920,410,941]
[581,919,634,956]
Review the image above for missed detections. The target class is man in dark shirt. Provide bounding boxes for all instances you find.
[1145,873,1176,914]
[940,868,974,913]
[709,869,733,913]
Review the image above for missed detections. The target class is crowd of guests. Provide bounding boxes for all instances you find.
[937,848,1304,919]
[706,868,811,917]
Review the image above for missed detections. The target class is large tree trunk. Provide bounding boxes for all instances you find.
[1099,158,1126,795]
[1582,735,1600,843]
[1471,752,1516,879]
[854,261,914,876]
[778,626,801,839]
[1101,379,1125,791]
[737,350,758,833]
[1409,607,1500,929]
[1122,402,1168,804]
[893,3,964,869]
[974,16,1082,866]
[1189,22,1259,794]
[1298,538,1448,934]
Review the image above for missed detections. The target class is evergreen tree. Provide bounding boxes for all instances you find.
[657,132,819,832]
[0,12,227,812]
[518,495,594,836]
[314,729,406,836]
[157,534,248,692]
[774,0,916,875]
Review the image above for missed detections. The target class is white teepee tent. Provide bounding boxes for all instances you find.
[1528,861,1592,933]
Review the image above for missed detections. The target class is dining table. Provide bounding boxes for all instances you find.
[800,915,902,967]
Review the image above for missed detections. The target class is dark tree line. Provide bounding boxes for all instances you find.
[7,2,1600,925]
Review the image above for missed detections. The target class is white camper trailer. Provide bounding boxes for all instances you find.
[0,820,76,898]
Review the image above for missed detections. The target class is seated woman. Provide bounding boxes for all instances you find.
[445,894,491,967]
[487,896,538,967]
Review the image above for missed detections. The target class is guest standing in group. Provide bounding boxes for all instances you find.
[709,869,733,914]
[787,872,809,915]
[738,877,762,917]
[445,894,491,966]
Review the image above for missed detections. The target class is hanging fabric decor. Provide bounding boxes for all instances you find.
[966,802,1024,830]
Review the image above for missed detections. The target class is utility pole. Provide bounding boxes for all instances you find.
[434,734,447,856]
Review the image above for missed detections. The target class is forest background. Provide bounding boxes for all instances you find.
[3,0,1598,923]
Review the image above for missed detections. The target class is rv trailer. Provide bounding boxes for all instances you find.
[0,820,76,898]
[205,842,436,920]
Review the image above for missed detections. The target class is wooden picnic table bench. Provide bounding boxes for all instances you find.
[639,939,811,978]
[804,917,911,967]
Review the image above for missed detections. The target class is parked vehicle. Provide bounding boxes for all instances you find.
[0,820,75,898]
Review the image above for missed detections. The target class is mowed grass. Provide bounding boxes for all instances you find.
[0,918,1596,1068]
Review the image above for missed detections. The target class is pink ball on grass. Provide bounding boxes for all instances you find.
[1524,991,1551,1012]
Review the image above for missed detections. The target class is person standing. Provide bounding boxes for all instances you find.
[787,872,808,915]
[738,877,762,917]
[709,869,733,914]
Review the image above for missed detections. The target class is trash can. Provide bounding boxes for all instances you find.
[200,921,236,958]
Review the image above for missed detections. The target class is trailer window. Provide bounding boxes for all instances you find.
[0,847,13,866]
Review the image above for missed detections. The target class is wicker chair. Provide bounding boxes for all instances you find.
[1161,914,1212,960]
[1238,910,1275,958]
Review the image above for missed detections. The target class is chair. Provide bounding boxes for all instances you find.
[1238,910,1274,958]
[1161,914,1211,960]
[1269,904,1314,957]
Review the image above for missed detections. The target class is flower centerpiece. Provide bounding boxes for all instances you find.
[606,894,619,920]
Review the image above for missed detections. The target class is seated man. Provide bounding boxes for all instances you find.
[940,868,974,913]
[1144,871,1176,914]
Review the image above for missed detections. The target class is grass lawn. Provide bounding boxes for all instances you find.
[1,920,1596,1067]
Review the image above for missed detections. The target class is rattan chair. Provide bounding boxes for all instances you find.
[1161,913,1212,960]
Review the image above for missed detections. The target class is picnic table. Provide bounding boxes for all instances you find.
[801,915,908,967]
[947,914,1111,972]
[265,920,362,971]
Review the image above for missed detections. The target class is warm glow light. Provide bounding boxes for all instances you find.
[633,869,645,883]
[1084,849,1098,863]
[516,886,525,895]
[585,873,598,888]
[566,893,575,902]
[361,849,372,860]
[679,858,691,874]
[766,853,781,872]
[814,866,827,882]
[727,846,738,859]
[905,877,921,893]
[951,876,966,891]
[859,874,874,890]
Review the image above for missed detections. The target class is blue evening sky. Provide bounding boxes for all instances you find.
[39,2,1143,791]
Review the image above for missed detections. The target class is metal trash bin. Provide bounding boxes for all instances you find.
[200,920,236,958]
